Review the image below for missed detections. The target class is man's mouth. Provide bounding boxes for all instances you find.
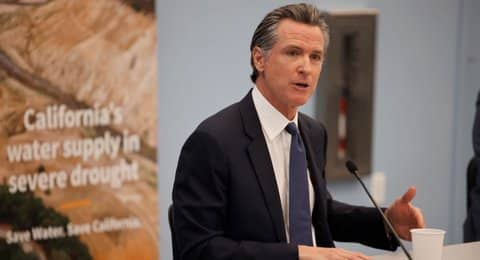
[294,83,309,88]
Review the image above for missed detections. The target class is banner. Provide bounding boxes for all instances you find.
[0,0,158,259]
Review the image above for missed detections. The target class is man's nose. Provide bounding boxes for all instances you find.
[298,55,312,74]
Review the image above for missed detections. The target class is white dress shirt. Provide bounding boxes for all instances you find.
[251,87,316,245]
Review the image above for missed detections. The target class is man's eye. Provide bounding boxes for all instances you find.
[287,50,299,56]
[311,54,322,62]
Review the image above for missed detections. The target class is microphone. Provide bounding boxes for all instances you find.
[345,160,412,260]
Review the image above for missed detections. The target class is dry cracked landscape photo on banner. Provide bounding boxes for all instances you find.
[0,0,158,259]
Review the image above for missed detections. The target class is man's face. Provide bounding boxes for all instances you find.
[253,19,325,119]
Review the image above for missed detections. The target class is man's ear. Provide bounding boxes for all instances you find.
[252,46,266,72]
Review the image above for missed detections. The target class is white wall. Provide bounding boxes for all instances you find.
[156,0,478,258]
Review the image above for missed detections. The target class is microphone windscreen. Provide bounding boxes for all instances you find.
[345,160,358,174]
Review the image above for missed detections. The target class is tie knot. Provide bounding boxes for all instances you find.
[285,122,299,136]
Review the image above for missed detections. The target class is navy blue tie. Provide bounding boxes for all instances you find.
[285,123,313,246]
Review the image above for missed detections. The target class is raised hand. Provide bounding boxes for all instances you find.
[385,186,425,240]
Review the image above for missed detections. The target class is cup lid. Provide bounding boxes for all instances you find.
[410,228,446,235]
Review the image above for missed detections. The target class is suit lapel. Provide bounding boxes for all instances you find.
[239,91,287,242]
[298,115,335,247]
[298,115,324,196]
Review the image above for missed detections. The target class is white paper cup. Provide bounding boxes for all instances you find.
[410,228,446,260]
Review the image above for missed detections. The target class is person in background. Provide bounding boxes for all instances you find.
[172,3,425,260]
[465,90,480,242]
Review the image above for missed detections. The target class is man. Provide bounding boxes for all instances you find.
[172,3,424,260]
[465,90,480,242]
[474,91,480,158]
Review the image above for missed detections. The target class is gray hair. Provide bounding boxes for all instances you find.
[249,3,330,83]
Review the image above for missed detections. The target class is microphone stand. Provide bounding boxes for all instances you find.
[346,161,412,260]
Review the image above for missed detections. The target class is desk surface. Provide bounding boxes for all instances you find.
[373,241,480,260]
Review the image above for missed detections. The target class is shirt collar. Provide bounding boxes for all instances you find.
[252,86,298,141]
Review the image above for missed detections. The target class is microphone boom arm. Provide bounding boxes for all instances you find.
[346,161,412,260]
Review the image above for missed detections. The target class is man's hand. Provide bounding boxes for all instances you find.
[385,186,425,241]
[298,245,371,260]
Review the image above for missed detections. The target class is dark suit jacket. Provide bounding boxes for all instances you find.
[473,91,480,157]
[172,91,397,260]
[464,157,480,242]
[465,90,480,242]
